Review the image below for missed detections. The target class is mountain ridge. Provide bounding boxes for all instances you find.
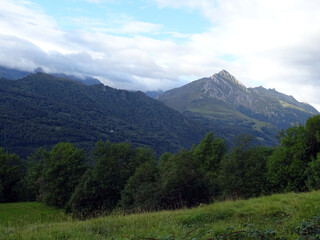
[0,73,207,157]
[1,67,317,153]
[159,70,318,145]
[0,65,101,85]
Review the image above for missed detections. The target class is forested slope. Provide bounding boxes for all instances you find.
[0,73,207,157]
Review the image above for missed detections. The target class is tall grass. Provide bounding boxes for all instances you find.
[1,191,320,239]
[0,202,70,226]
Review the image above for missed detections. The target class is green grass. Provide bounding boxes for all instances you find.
[280,100,306,112]
[1,191,320,239]
[186,98,275,133]
[0,202,71,226]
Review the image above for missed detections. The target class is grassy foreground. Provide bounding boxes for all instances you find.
[1,191,320,239]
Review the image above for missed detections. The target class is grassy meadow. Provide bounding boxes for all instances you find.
[1,191,320,239]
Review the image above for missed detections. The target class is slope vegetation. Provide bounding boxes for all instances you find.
[1,191,320,239]
[0,73,206,157]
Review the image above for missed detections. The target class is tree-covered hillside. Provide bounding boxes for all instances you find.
[2,115,320,222]
[0,73,207,157]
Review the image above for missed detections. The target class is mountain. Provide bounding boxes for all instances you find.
[51,73,101,85]
[145,90,164,99]
[0,66,30,80]
[159,70,318,146]
[0,73,207,157]
[0,66,101,85]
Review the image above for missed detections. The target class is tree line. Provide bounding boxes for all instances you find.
[1,115,320,219]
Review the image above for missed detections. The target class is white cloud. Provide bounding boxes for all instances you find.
[0,0,181,89]
[94,21,163,35]
[1,0,320,109]
[0,0,74,54]
[151,0,320,108]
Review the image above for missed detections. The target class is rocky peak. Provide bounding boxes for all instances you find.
[159,69,318,139]
[198,70,249,107]
[216,69,233,79]
[212,70,247,90]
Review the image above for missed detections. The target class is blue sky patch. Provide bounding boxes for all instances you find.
[33,0,210,38]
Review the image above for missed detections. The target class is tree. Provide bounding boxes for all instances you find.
[193,132,227,199]
[67,141,154,218]
[305,153,320,190]
[39,142,87,208]
[0,148,25,202]
[194,132,227,172]
[24,147,48,201]
[159,150,209,209]
[267,124,309,192]
[305,115,320,159]
[219,136,272,199]
[120,160,160,212]
[66,169,97,219]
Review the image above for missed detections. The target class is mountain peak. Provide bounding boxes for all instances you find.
[34,67,45,73]
[210,70,246,90]
[218,69,232,76]
[215,70,234,79]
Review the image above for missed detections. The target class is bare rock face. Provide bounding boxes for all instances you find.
[201,70,250,108]
[159,70,318,146]
[186,70,318,129]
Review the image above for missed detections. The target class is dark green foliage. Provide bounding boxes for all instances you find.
[219,137,272,199]
[194,132,227,172]
[305,154,320,190]
[120,160,160,212]
[296,213,320,239]
[67,141,154,218]
[157,152,173,169]
[159,150,210,208]
[266,115,320,193]
[4,114,320,220]
[24,147,48,201]
[66,169,97,219]
[119,134,227,212]
[268,124,310,192]
[305,115,320,158]
[38,142,87,208]
[193,132,227,199]
[0,73,206,157]
[0,148,25,202]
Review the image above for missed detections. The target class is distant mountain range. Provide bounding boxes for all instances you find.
[1,67,318,156]
[0,65,101,85]
[159,70,318,146]
[0,73,206,157]
[145,90,164,99]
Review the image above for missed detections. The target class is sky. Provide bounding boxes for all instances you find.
[1,0,320,110]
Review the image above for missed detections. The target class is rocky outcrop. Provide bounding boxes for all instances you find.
[159,70,318,146]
